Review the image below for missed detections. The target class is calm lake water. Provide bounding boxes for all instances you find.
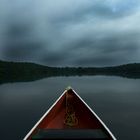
[0,76,140,140]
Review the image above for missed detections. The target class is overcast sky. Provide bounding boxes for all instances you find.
[0,0,140,66]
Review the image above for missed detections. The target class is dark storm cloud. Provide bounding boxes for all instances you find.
[61,33,140,66]
[6,23,30,38]
[0,0,140,66]
[4,41,43,60]
[1,20,47,61]
[40,53,68,66]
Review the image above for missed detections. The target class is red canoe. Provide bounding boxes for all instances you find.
[23,87,116,140]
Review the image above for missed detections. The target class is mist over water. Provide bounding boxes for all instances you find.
[0,76,140,140]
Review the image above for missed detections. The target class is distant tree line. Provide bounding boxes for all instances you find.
[0,60,140,84]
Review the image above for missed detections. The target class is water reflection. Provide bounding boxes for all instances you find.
[0,76,140,140]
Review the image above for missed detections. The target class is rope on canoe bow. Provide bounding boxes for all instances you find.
[64,91,78,127]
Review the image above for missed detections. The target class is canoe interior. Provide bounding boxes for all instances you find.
[25,89,114,140]
[31,129,110,140]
